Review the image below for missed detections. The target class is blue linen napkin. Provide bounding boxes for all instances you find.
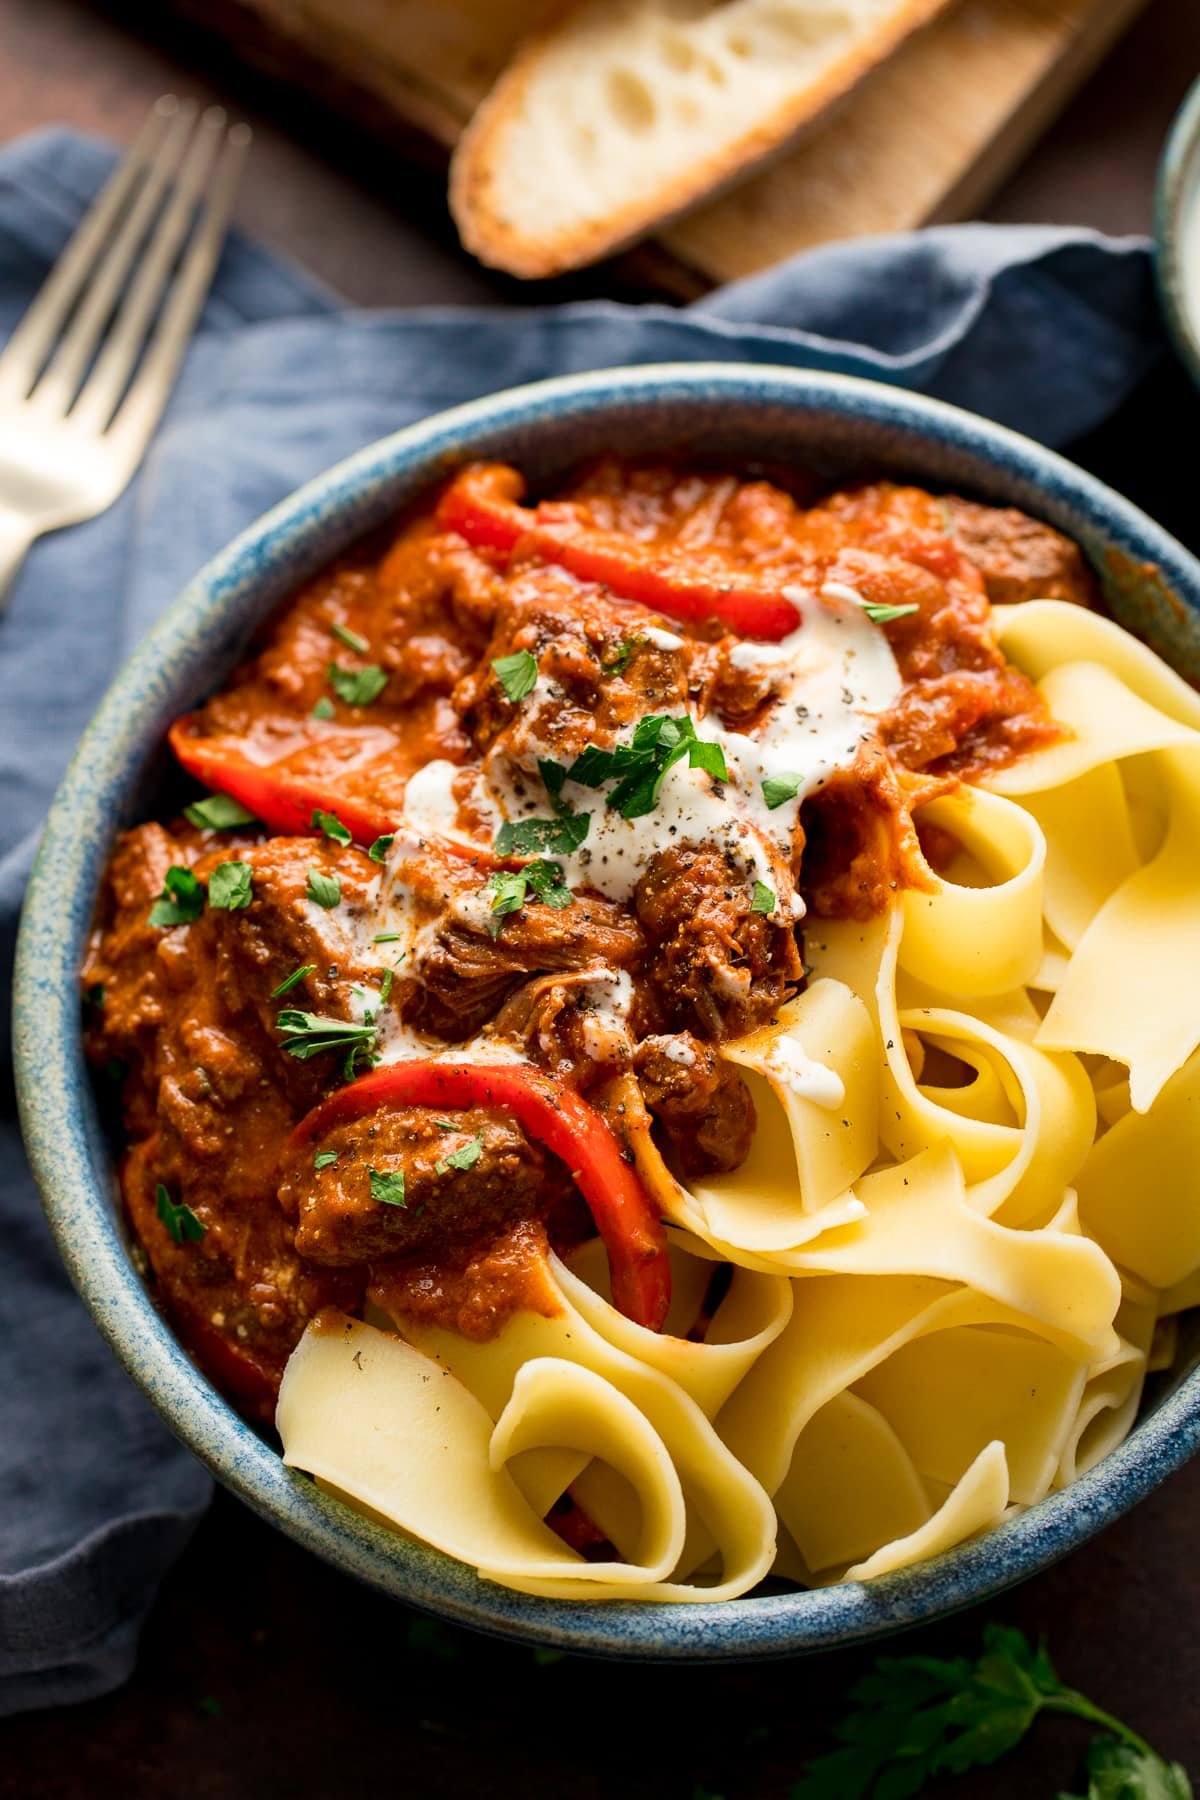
[0,125,1166,1716]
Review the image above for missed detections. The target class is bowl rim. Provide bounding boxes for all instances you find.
[15,360,1200,1661]
[1155,72,1200,387]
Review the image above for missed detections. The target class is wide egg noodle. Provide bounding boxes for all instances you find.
[780,1145,1119,1352]
[772,1391,932,1577]
[716,1273,1077,1498]
[563,1235,794,1419]
[985,613,1200,1112]
[1055,1282,1156,1488]
[1075,1047,1200,1289]
[993,599,1200,730]
[898,784,1046,998]
[808,913,1095,1226]
[376,1242,781,1601]
[277,1312,688,1588]
[843,1442,1011,1584]
[852,1324,1088,1506]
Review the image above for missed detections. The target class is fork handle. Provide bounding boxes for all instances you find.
[0,515,35,615]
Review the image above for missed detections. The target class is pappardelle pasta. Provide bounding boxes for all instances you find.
[85,461,1200,1601]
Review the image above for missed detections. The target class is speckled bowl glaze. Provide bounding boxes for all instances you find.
[1156,74,1200,389]
[15,365,1200,1661]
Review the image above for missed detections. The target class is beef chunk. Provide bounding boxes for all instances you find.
[279,1104,562,1265]
[634,844,803,1038]
[406,870,644,1040]
[942,496,1099,608]
[456,575,696,768]
[369,1218,562,1342]
[634,1033,756,1175]
[489,968,637,1086]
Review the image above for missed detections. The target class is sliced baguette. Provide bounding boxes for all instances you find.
[450,0,960,278]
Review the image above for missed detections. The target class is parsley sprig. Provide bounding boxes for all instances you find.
[155,1183,205,1245]
[369,1167,407,1208]
[483,859,572,936]
[312,808,351,846]
[823,579,919,627]
[860,600,920,626]
[492,649,539,703]
[184,793,257,830]
[328,661,388,707]
[493,758,591,859]
[148,865,204,927]
[330,620,369,654]
[435,1132,484,1175]
[495,810,590,858]
[276,1009,377,1080]
[602,636,643,677]
[209,860,253,911]
[792,1624,1191,1800]
[306,868,341,910]
[562,713,728,822]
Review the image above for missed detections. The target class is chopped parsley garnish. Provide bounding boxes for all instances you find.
[492,649,539,703]
[861,600,919,625]
[369,1167,407,1208]
[538,757,568,806]
[148,865,204,928]
[269,963,315,999]
[314,1151,339,1171]
[483,858,572,937]
[312,808,351,846]
[602,636,643,677]
[208,860,254,911]
[566,714,728,821]
[155,1183,205,1244]
[762,773,802,810]
[435,1132,484,1175]
[373,931,402,944]
[312,696,335,720]
[494,812,590,859]
[328,661,388,707]
[492,754,592,859]
[330,620,369,654]
[184,793,257,830]
[750,881,776,915]
[368,834,394,863]
[276,1009,377,1079]
[306,868,341,909]
[378,968,395,1004]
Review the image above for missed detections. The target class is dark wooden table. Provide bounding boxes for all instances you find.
[4,3,1200,1795]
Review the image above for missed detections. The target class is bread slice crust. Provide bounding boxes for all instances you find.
[450,0,960,278]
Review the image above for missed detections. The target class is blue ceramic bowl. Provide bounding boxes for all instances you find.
[15,365,1200,1661]
[1156,74,1200,388]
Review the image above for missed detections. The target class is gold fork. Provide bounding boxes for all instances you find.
[0,97,250,612]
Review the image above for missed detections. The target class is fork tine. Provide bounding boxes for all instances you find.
[70,108,229,436]
[108,123,250,466]
[27,100,197,418]
[0,97,177,402]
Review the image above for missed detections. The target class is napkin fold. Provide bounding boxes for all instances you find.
[0,126,1166,1716]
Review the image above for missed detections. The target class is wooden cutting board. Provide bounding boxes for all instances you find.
[186,0,1152,294]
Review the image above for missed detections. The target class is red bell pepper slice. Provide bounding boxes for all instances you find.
[288,1061,672,1333]
[169,716,398,843]
[437,463,802,642]
[168,717,500,873]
